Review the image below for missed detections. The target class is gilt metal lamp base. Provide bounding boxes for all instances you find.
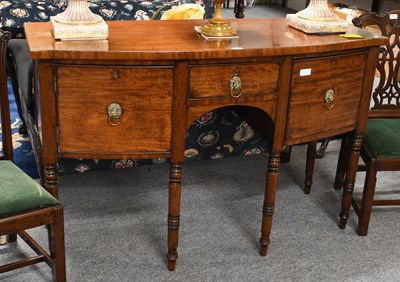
[198,0,236,37]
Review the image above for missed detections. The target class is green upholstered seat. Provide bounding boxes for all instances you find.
[0,161,59,218]
[363,119,400,159]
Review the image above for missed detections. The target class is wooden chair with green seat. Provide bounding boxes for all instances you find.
[334,10,400,236]
[0,29,66,281]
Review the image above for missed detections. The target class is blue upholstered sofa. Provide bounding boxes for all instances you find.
[2,0,269,177]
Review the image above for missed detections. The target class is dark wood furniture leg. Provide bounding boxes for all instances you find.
[339,133,363,229]
[354,151,377,236]
[334,134,350,190]
[371,0,379,12]
[166,62,187,271]
[304,141,317,194]
[260,154,280,256]
[0,31,13,161]
[167,162,182,271]
[235,0,244,18]
[316,138,330,159]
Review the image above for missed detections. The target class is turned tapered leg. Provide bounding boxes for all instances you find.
[167,163,182,271]
[357,158,377,236]
[260,154,280,256]
[304,141,317,194]
[339,134,362,229]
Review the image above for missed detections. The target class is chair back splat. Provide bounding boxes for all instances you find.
[353,11,400,118]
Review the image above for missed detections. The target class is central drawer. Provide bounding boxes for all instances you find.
[56,65,173,155]
[189,62,280,99]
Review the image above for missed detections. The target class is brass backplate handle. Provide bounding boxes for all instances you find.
[230,69,242,98]
[108,103,122,126]
[325,89,335,109]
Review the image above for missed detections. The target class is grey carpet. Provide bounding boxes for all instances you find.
[2,139,400,281]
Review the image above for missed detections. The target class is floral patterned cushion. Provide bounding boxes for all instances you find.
[0,0,213,38]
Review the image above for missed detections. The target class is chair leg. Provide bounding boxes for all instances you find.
[280,146,292,164]
[316,138,330,159]
[224,0,230,8]
[49,207,66,281]
[334,134,350,190]
[304,141,317,194]
[356,158,377,236]
[7,233,17,243]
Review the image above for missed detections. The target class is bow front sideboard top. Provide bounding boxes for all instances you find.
[24,18,387,271]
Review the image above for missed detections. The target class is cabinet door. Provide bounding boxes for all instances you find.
[286,52,367,145]
[56,66,173,156]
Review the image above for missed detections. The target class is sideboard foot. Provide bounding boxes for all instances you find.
[259,238,270,256]
[167,253,177,271]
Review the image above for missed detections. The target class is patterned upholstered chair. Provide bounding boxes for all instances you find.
[0,28,66,281]
[334,10,400,235]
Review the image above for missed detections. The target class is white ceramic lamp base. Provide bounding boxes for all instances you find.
[286,0,349,34]
[51,17,108,40]
[286,14,348,34]
[51,0,108,40]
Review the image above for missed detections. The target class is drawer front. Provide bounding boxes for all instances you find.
[56,66,173,155]
[189,62,280,99]
[286,53,367,143]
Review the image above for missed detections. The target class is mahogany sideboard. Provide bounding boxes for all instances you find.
[24,19,386,271]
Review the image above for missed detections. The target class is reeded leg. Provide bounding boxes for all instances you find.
[357,159,377,236]
[304,141,317,194]
[44,164,59,198]
[339,134,362,229]
[260,155,280,256]
[167,163,182,271]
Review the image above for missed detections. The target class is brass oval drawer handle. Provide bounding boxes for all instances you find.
[325,89,335,109]
[107,103,122,126]
[230,69,242,98]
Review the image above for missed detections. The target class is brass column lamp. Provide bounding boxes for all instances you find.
[199,0,237,37]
